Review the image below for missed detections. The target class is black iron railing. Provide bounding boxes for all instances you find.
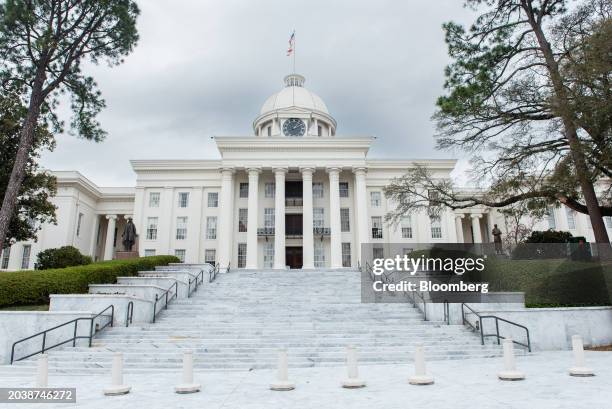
[188,269,205,297]
[126,301,134,327]
[152,282,178,323]
[372,228,383,239]
[257,227,275,236]
[313,227,331,236]
[461,303,531,352]
[11,305,114,364]
[285,197,303,206]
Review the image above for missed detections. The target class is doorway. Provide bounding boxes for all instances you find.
[285,247,303,269]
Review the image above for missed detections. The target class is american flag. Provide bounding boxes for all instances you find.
[287,31,295,56]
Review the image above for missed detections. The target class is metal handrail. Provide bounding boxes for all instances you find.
[11,304,114,364]
[443,300,450,325]
[126,301,134,327]
[188,269,205,296]
[152,282,178,323]
[209,264,219,283]
[461,303,531,352]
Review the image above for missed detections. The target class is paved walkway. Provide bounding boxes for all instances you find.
[1,351,610,408]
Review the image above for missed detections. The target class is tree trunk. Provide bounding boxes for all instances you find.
[0,70,46,248]
[524,2,610,244]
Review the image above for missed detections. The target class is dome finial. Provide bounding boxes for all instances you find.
[284,73,305,88]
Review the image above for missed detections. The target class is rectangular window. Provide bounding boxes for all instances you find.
[178,192,189,208]
[265,183,275,198]
[149,192,160,208]
[237,243,247,268]
[204,249,216,266]
[401,215,413,239]
[371,216,383,239]
[21,245,31,269]
[341,242,351,267]
[313,208,325,229]
[317,125,322,136]
[430,216,442,239]
[264,241,274,268]
[174,249,186,263]
[428,189,440,203]
[1,246,10,269]
[373,246,384,260]
[207,192,218,208]
[146,217,158,240]
[606,216,612,228]
[546,207,556,230]
[339,182,349,198]
[566,207,576,229]
[238,208,248,232]
[267,126,271,136]
[314,242,325,267]
[144,249,156,257]
[239,182,249,198]
[76,213,84,237]
[206,216,217,239]
[340,208,350,232]
[264,208,275,229]
[313,182,324,198]
[370,191,381,207]
[176,216,188,240]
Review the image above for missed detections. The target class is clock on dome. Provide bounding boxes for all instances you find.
[283,118,306,137]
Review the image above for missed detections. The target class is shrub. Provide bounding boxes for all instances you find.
[511,230,573,259]
[0,256,179,308]
[36,246,93,270]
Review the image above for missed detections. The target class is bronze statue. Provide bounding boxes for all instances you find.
[122,218,137,251]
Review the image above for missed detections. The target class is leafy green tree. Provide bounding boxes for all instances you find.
[0,91,56,245]
[385,0,611,243]
[0,0,140,248]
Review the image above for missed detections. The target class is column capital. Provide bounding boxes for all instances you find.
[246,167,262,175]
[123,215,133,220]
[273,167,288,174]
[326,167,341,176]
[105,214,118,220]
[219,166,235,175]
[470,213,483,219]
[454,213,465,219]
[299,166,315,175]
[352,166,367,175]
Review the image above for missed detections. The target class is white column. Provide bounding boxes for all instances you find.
[471,214,483,243]
[301,167,315,269]
[353,167,368,263]
[273,168,287,269]
[246,168,261,269]
[103,215,117,260]
[327,167,342,268]
[89,215,100,257]
[218,168,235,271]
[455,214,465,243]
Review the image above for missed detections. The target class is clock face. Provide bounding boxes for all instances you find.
[283,118,306,137]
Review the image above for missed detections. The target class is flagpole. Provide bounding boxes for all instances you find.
[292,30,296,74]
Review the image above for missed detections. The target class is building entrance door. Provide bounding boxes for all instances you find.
[285,247,303,269]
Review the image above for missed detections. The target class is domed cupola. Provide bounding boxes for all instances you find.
[253,74,337,137]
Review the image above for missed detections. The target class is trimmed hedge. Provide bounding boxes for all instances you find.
[0,256,179,308]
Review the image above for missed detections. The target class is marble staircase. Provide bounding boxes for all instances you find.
[8,268,521,374]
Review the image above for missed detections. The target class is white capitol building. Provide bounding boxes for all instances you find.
[1,73,604,271]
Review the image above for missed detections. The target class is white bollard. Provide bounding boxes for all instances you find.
[103,352,131,395]
[341,345,366,388]
[270,348,295,391]
[569,335,594,377]
[175,351,201,393]
[36,354,48,388]
[497,338,525,381]
[408,344,434,385]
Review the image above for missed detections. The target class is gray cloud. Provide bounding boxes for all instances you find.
[40,0,476,187]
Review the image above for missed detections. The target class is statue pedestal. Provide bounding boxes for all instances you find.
[115,251,139,260]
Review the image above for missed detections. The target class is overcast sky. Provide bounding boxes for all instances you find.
[40,0,476,187]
